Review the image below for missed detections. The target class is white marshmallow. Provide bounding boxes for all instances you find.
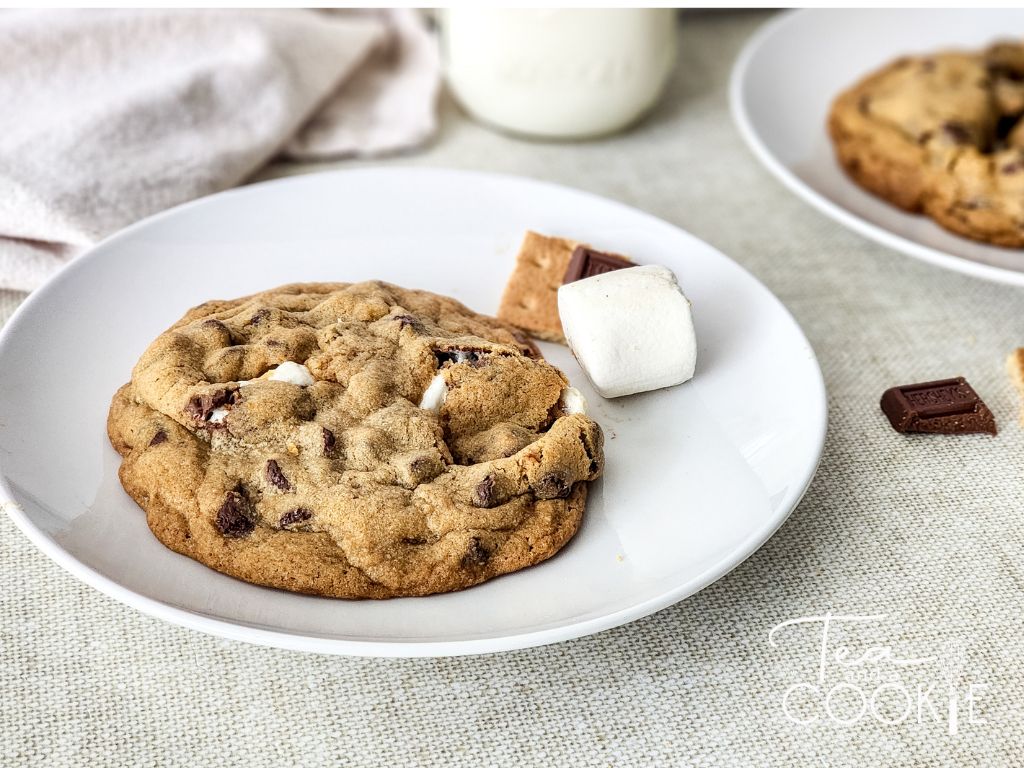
[560,386,588,415]
[557,265,696,398]
[267,361,315,386]
[208,407,229,424]
[419,373,448,412]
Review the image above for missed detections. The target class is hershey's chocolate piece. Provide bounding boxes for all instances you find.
[563,246,632,284]
[880,377,996,435]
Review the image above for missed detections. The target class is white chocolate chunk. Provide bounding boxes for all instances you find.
[557,265,696,398]
[419,373,448,412]
[239,361,315,388]
[560,386,588,415]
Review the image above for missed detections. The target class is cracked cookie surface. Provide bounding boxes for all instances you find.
[108,281,604,598]
[828,41,1024,247]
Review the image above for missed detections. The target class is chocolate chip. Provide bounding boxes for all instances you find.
[988,61,1024,83]
[920,58,936,73]
[148,430,168,447]
[995,115,1019,143]
[471,475,498,508]
[265,459,291,491]
[917,130,934,145]
[402,536,428,546]
[434,347,489,367]
[279,507,312,528]
[461,537,490,568]
[245,308,271,326]
[941,121,973,145]
[435,349,458,365]
[1001,160,1024,175]
[215,490,254,537]
[394,314,421,331]
[880,377,996,436]
[322,427,336,455]
[185,387,238,423]
[410,456,432,473]
[534,472,572,500]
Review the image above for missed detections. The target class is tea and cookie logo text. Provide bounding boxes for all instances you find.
[768,613,987,733]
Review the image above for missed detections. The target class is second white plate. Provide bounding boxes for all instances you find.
[0,168,825,656]
[731,9,1024,286]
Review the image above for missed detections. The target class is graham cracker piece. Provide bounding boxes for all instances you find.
[497,231,578,343]
[1007,348,1024,425]
[497,231,633,344]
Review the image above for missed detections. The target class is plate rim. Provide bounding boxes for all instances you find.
[0,166,828,657]
[729,8,1024,288]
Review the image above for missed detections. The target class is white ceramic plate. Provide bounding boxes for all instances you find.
[731,9,1024,286]
[0,168,825,656]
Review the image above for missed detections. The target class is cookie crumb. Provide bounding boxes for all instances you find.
[1007,348,1024,425]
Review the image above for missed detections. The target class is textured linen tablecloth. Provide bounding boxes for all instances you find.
[2,11,1023,767]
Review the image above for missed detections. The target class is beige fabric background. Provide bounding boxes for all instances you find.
[2,11,1023,767]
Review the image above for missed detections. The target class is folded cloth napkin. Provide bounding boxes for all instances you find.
[0,8,440,291]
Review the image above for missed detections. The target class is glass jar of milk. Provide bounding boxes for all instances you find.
[440,9,678,140]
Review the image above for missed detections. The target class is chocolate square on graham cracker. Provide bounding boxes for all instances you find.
[497,231,632,343]
[564,246,633,284]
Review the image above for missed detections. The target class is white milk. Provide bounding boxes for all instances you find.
[440,9,677,139]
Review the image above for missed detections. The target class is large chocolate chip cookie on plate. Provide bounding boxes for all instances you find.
[107,281,604,598]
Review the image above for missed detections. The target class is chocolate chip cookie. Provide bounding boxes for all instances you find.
[829,41,1024,247]
[108,281,604,598]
